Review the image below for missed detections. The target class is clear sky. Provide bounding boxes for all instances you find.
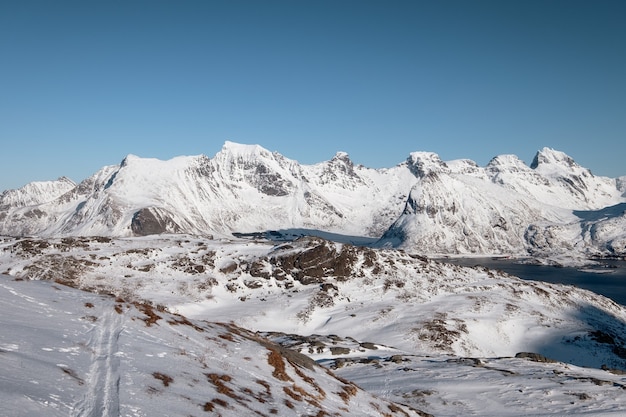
[1,0,625,192]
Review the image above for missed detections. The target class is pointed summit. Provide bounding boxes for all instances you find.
[487,154,528,170]
[332,151,350,162]
[406,152,449,178]
[530,148,578,170]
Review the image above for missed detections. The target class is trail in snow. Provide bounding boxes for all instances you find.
[71,302,123,417]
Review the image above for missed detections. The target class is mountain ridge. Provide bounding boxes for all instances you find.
[1,142,624,259]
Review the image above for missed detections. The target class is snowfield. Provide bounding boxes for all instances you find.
[0,275,422,417]
[2,234,626,416]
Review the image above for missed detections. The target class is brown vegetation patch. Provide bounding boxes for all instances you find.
[218,332,235,341]
[336,383,358,404]
[255,379,272,396]
[247,380,274,404]
[267,348,292,381]
[293,366,326,399]
[152,372,174,387]
[387,403,412,416]
[211,398,229,408]
[283,386,303,402]
[206,373,242,400]
[134,302,162,326]
[167,315,205,332]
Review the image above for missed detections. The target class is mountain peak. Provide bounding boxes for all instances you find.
[330,151,353,166]
[487,154,530,173]
[407,152,449,177]
[221,141,270,157]
[0,176,77,207]
[120,154,141,167]
[530,147,577,170]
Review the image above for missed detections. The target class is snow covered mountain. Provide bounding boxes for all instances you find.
[0,142,414,239]
[3,234,626,416]
[379,148,625,258]
[1,143,624,258]
[0,176,76,208]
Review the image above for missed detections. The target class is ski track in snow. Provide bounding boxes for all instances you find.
[71,302,123,417]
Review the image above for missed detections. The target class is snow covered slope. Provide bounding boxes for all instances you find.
[0,176,75,208]
[3,234,626,416]
[3,235,626,370]
[0,274,422,417]
[1,143,624,258]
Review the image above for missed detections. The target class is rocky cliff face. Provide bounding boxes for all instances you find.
[1,143,624,259]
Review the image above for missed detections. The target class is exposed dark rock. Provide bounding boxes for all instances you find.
[131,207,181,236]
[515,352,556,363]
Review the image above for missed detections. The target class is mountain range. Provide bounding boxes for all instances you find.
[3,143,626,416]
[2,142,624,260]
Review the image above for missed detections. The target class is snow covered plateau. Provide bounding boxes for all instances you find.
[1,143,626,416]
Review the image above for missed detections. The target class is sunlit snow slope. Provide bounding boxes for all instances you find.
[0,274,422,417]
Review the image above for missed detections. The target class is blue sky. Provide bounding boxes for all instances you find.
[1,0,625,191]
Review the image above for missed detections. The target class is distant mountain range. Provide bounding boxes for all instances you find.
[1,142,625,259]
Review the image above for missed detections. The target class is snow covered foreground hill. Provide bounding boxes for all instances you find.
[0,275,422,417]
[3,235,626,416]
[1,142,624,258]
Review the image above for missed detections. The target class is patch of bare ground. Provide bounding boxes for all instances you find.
[203,397,229,413]
[293,366,326,399]
[206,373,242,400]
[254,379,273,403]
[152,372,174,387]
[133,302,163,326]
[415,312,468,351]
[167,314,205,332]
[336,383,358,404]
[267,348,292,381]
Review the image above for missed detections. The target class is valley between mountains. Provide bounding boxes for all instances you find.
[1,143,626,416]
